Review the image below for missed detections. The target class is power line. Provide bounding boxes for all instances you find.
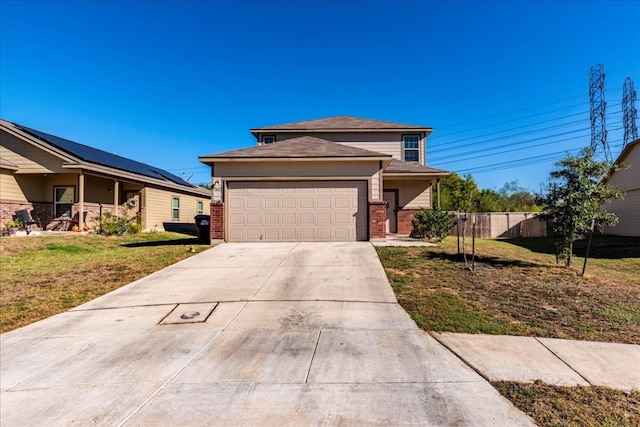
[431,131,591,165]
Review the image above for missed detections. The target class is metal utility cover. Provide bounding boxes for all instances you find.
[159,303,218,325]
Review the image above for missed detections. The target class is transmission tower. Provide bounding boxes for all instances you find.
[622,77,638,148]
[589,64,611,163]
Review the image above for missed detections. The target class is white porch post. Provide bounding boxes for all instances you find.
[437,178,441,210]
[114,180,119,216]
[79,172,85,229]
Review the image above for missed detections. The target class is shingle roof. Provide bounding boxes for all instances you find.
[385,158,448,174]
[251,116,431,132]
[5,120,198,188]
[200,136,392,160]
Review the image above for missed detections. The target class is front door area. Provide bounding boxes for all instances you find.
[383,190,397,234]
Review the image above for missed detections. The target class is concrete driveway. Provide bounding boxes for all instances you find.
[1,242,533,426]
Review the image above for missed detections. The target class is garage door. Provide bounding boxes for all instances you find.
[227,181,368,242]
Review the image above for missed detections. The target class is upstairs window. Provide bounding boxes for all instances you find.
[262,135,276,144]
[172,197,180,220]
[403,135,420,162]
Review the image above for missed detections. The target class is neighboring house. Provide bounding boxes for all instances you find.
[603,139,640,236]
[199,116,448,242]
[1,119,210,232]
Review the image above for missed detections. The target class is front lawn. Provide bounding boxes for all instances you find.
[0,232,211,333]
[376,236,640,344]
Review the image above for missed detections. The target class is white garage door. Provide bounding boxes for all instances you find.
[227,181,368,242]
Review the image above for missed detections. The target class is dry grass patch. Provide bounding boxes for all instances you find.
[0,232,211,332]
[493,381,640,427]
[377,236,640,343]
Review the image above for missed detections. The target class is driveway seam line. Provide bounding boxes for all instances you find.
[429,332,493,383]
[534,337,592,385]
[305,330,322,384]
[116,299,253,426]
[248,242,299,301]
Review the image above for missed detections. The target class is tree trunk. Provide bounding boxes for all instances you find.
[566,241,573,266]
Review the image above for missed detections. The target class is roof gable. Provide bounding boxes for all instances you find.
[613,139,640,166]
[5,120,197,188]
[251,116,431,133]
[200,136,392,160]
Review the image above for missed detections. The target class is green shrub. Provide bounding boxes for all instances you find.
[92,211,142,236]
[410,209,455,241]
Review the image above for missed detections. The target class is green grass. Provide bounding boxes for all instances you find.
[0,232,211,333]
[376,236,640,344]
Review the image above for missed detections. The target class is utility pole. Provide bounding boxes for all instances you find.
[622,77,638,148]
[589,64,611,163]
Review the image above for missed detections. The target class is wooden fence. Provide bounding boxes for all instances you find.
[450,212,549,238]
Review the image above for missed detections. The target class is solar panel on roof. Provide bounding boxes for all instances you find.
[14,124,194,187]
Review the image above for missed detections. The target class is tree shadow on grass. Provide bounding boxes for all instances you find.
[421,250,543,268]
[122,237,204,248]
[502,236,640,260]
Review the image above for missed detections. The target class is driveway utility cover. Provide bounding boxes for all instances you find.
[159,303,218,325]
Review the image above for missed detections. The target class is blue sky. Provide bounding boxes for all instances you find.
[1,0,639,192]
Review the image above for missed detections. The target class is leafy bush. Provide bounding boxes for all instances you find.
[93,211,142,236]
[410,209,455,241]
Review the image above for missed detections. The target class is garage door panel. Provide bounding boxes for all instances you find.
[264,213,280,224]
[246,198,261,209]
[228,181,367,242]
[317,212,331,224]
[317,197,332,209]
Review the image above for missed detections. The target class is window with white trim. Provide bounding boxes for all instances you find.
[262,135,276,144]
[172,197,180,220]
[54,186,74,218]
[197,201,203,215]
[403,135,420,162]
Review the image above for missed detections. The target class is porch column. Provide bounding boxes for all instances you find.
[436,178,441,210]
[113,180,119,216]
[79,172,85,230]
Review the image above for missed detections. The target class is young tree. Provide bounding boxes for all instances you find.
[538,148,625,266]
[439,172,479,212]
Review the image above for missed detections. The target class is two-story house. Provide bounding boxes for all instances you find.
[199,116,448,242]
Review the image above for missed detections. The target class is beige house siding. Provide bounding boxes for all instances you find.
[213,160,382,201]
[384,179,432,209]
[607,143,640,190]
[264,132,428,164]
[144,186,209,231]
[1,133,68,173]
[1,170,30,202]
[603,190,640,236]
[603,142,640,236]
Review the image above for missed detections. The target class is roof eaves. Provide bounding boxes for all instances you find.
[62,162,210,197]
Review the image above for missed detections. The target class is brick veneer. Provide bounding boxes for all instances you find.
[210,201,224,241]
[397,208,422,235]
[1,201,120,232]
[369,201,387,239]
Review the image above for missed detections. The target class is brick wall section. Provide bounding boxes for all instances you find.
[369,201,387,239]
[210,201,224,241]
[397,208,422,235]
[1,201,119,232]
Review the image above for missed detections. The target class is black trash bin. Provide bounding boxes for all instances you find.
[194,214,211,244]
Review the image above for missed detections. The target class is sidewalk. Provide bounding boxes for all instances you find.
[433,332,640,392]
